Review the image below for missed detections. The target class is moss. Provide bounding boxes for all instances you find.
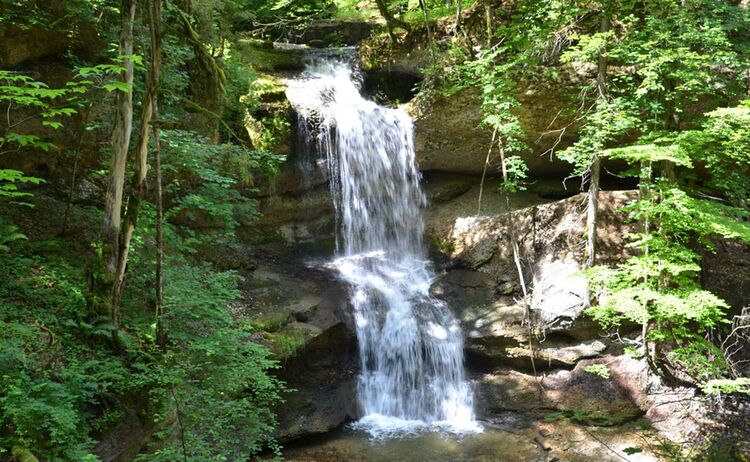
[429,234,455,254]
[249,310,291,333]
[235,39,305,72]
[262,328,309,360]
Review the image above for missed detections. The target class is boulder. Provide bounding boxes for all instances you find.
[296,21,375,47]
[237,255,360,441]
[446,191,636,338]
[274,322,360,442]
[475,355,650,425]
[460,300,608,370]
[702,238,750,311]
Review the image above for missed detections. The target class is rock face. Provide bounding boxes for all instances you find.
[405,87,578,177]
[430,191,636,372]
[702,238,750,311]
[274,322,360,441]
[237,253,359,442]
[475,355,651,425]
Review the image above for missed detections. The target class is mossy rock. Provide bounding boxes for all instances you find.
[235,39,306,72]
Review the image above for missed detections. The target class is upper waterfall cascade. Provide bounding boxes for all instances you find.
[287,56,479,437]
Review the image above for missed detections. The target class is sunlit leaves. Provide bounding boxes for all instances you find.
[603,144,691,167]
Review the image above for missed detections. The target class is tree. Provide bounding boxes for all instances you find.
[374,0,410,41]
[112,0,164,332]
[96,0,137,338]
[556,1,629,269]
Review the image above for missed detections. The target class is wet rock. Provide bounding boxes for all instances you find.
[301,21,374,46]
[93,409,155,462]
[235,39,307,72]
[275,322,360,442]
[421,173,473,204]
[239,256,359,441]
[405,86,578,177]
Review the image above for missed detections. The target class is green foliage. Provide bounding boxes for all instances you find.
[0,220,27,251]
[159,129,282,251]
[679,101,750,208]
[139,262,283,461]
[667,341,728,382]
[701,378,750,396]
[582,364,610,379]
[0,249,119,460]
[586,184,749,343]
[466,47,530,192]
[558,98,640,175]
[418,42,473,100]
[0,0,118,33]
[0,63,127,205]
[0,170,44,204]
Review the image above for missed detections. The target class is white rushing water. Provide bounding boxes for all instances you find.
[287,56,479,438]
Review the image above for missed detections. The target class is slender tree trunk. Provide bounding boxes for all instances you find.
[419,0,434,56]
[484,2,492,47]
[477,128,497,215]
[639,160,652,355]
[662,79,677,181]
[498,136,538,383]
[454,0,463,34]
[585,5,609,270]
[585,158,600,268]
[373,0,409,41]
[96,0,135,328]
[111,0,164,335]
[154,104,165,348]
[60,105,92,236]
[112,91,153,323]
[149,0,166,349]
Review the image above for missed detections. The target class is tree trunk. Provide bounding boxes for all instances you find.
[586,4,609,270]
[112,91,153,324]
[149,0,166,349]
[454,0,463,34]
[585,158,600,268]
[484,2,492,47]
[60,104,92,236]
[498,136,538,381]
[111,0,163,335]
[373,0,409,40]
[419,0,434,55]
[96,0,136,327]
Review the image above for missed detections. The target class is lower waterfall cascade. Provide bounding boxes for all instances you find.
[287,56,480,437]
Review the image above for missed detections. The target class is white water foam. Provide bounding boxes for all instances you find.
[287,57,480,438]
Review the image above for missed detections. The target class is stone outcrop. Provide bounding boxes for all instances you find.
[474,355,651,425]
[430,191,636,373]
[405,85,579,177]
[237,252,359,441]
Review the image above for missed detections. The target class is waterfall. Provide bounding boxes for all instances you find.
[287,56,478,437]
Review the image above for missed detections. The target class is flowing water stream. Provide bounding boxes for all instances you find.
[287,56,478,437]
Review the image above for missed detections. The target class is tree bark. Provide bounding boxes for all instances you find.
[498,136,538,381]
[149,0,166,349]
[585,158,600,268]
[419,0,434,55]
[111,0,163,335]
[484,2,492,47]
[373,0,409,41]
[96,0,136,329]
[586,4,609,269]
[454,0,463,34]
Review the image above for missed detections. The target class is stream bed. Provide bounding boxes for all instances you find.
[282,418,666,462]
